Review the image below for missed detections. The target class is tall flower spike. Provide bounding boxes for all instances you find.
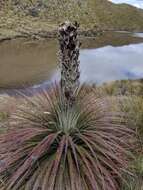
[58,21,80,105]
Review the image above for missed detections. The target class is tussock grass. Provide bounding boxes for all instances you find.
[0,85,135,190]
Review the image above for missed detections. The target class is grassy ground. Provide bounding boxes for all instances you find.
[95,80,143,189]
[0,80,143,189]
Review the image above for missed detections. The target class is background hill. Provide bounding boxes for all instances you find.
[0,0,143,40]
[90,0,143,31]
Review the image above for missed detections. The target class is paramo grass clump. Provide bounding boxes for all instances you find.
[0,85,135,190]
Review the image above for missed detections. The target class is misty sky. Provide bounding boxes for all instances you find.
[109,0,143,9]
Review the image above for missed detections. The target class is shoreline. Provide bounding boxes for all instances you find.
[0,29,103,43]
[1,0,143,43]
[0,28,143,43]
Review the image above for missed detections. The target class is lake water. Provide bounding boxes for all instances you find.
[0,31,143,90]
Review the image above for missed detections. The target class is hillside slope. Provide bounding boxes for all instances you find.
[89,0,143,31]
[0,0,143,40]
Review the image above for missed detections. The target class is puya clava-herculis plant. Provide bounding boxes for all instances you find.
[0,22,135,190]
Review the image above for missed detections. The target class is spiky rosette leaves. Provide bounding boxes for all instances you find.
[0,85,134,190]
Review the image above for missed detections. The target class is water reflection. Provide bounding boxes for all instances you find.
[0,32,143,90]
[79,43,143,84]
[133,33,143,38]
[0,39,57,89]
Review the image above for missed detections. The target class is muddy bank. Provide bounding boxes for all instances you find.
[0,28,102,42]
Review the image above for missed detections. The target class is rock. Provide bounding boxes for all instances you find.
[28,8,39,17]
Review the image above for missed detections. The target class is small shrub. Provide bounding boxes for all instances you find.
[122,155,143,190]
[0,85,134,190]
[0,112,8,122]
[111,95,143,190]
[118,96,143,140]
[100,80,143,96]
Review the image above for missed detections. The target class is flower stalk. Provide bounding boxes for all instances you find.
[58,21,80,105]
